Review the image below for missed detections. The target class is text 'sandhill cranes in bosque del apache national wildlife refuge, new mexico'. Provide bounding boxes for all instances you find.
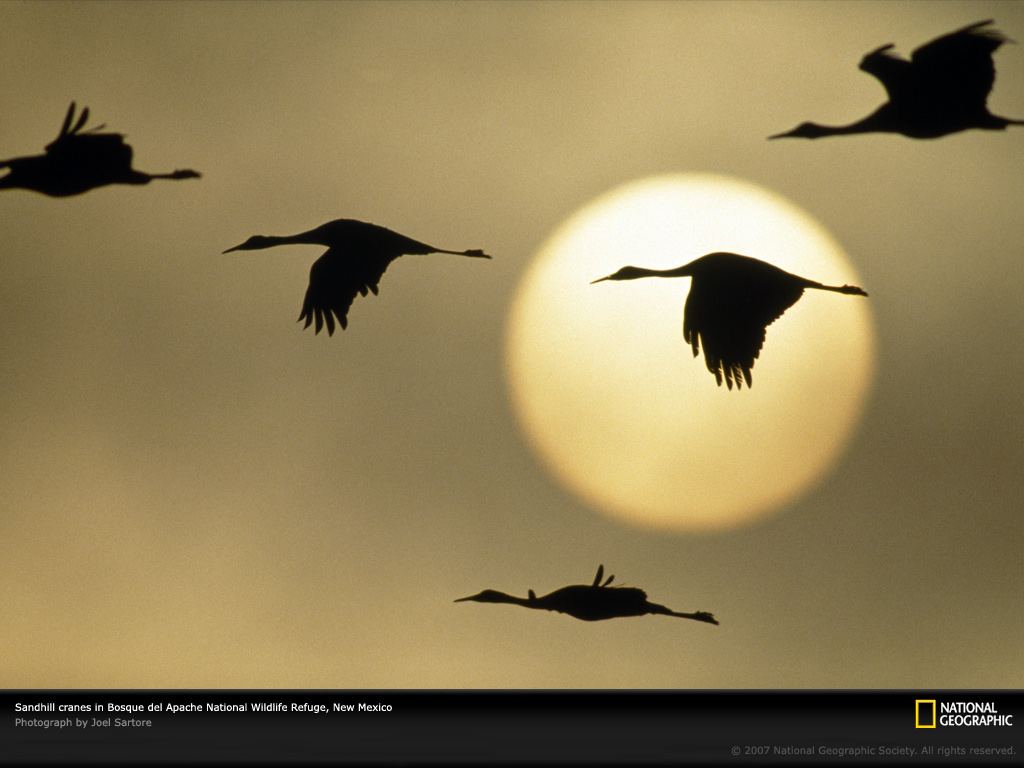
[592,252,869,391]
[223,218,492,335]
[769,19,1024,140]
[0,102,201,197]
[455,565,719,624]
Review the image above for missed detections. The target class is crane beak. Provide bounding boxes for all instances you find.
[222,243,244,254]
[590,274,613,284]
[453,594,476,602]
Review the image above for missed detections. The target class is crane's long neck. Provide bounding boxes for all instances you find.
[454,591,536,609]
[592,265,695,283]
[253,232,327,250]
[807,117,884,137]
[770,106,893,139]
[635,265,695,278]
[511,593,538,608]
[495,591,534,608]
[272,233,318,246]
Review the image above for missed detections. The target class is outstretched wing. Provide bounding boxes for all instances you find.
[860,20,1006,110]
[682,273,804,390]
[909,19,1007,108]
[44,102,135,177]
[299,247,400,335]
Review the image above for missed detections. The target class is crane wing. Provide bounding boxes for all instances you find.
[299,247,400,335]
[683,275,805,389]
[293,219,487,334]
[859,44,914,102]
[44,103,133,168]
[910,19,1006,106]
[48,103,90,148]
[860,21,1006,111]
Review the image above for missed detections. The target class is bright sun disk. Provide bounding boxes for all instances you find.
[504,173,875,532]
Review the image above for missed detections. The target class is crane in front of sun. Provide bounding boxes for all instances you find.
[592,252,868,390]
[455,565,718,624]
[224,218,492,334]
[770,19,1023,140]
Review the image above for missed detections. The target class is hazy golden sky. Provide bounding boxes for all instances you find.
[1,0,1021,688]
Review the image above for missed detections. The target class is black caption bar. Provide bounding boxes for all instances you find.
[1,690,1021,766]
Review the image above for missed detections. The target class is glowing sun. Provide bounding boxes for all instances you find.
[504,174,875,533]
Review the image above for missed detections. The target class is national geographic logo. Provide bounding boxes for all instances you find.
[916,699,1014,728]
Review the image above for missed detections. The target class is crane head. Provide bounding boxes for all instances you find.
[768,122,832,140]
[454,589,516,605]
[223,235,274,253]
[691,611,719,625]
[591,265,651,283]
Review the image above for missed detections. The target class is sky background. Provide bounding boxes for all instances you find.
[1,0,1021,688]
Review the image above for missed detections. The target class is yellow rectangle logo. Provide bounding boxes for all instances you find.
[916,699,936,728]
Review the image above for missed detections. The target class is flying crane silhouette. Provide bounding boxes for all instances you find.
[592,252,868,390]
[770,20,1024,139]
[455,565,718,624]
[0,103,200,196]
[223,218,491,334]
